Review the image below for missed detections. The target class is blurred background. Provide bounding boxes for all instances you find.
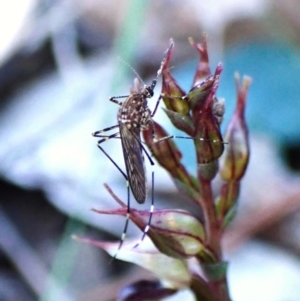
[1,0,300,300]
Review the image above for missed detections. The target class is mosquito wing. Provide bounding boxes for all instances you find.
[119,124,146,204]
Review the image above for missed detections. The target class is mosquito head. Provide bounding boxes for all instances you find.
[143,78,157,98]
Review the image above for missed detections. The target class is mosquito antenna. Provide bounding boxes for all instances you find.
[117,56,146,87]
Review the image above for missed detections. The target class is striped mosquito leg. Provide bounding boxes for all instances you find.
[113,178,131,259]
[133,144,155,248]
[95,134,128,183]
[150,95,162,118]
[155,135,224,144]
[92,124,119,137]
[109,95,129,105]
[94,132,131,258]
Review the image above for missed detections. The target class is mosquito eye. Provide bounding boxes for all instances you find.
[144,86,154,97]
[148,89,154,97]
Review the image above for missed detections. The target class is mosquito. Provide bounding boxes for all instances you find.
[92,42,174,256]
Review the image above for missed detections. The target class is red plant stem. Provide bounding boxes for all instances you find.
[209,277,231,301]
[199,177,222,260]
[197,177,231,301]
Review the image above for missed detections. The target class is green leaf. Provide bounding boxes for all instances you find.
[173,178,200,203]
[162,107,194,135]
[74,236,191,289]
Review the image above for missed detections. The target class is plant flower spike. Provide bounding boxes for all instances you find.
[75,35,251,301]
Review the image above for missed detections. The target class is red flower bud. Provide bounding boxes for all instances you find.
[189,35,211,87]
[91,201,207,259]
[161,40,190,115]
[189,65,224,166]
[143,121,198,194]
[220,74,251,181]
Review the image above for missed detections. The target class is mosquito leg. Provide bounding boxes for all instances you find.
[151,95,162,117]
[92,124,119,137]
[109,95,129,106]
[113,179,130,259]
[95,132,131,258]
[155,135,225,144]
